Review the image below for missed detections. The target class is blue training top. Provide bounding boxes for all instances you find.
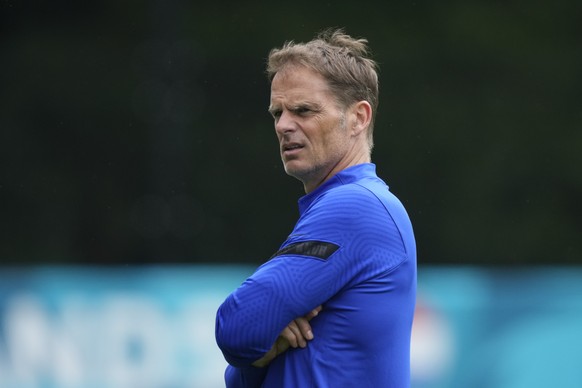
[215,163,417,387]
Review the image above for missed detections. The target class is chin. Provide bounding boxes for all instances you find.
[285,163,319,184]
[283,165,300,178]
[283,163,306,179]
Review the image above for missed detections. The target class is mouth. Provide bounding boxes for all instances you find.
[281,142,304,156]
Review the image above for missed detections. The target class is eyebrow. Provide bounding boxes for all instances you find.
[268,101,322,114]
[267,106,280,117]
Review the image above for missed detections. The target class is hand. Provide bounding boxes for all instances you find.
[252,305,322,367]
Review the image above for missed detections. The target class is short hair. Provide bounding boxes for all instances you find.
[266,28,379,150]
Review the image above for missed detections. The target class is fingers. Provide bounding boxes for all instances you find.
[280,319,310,349]
[281,305,323,349]
[294,317,314,343]
[305,305,322,320]
[281,321,305,348]
[253,306,323,368]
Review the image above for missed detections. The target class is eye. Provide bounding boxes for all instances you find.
[269,109,282,120]
[293,106,311,115]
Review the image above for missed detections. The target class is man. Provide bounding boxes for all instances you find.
[215,28,417,387]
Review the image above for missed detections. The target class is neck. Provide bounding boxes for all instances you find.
[303,153,371,193]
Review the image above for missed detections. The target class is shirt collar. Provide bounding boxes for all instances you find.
[298,163,378,215]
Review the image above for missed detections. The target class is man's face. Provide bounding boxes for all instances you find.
[269,66,354,192]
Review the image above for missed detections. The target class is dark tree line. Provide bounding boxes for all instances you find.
[1,1,580,266]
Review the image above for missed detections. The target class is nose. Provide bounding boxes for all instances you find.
[274,110,296,135]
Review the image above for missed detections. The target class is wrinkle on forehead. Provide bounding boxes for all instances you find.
[270,66,332,104]
[271,65,347,115]
[272,64,329,89]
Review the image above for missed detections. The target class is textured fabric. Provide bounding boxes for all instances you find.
[215,163,417,387]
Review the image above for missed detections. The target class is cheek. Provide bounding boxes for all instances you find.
[317,121,338,142]
[321,126,348,150]
[305,117,344,153]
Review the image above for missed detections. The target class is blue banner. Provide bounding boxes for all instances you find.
[0,265,581,388]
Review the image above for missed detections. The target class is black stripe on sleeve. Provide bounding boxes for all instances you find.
[269,241,339,261]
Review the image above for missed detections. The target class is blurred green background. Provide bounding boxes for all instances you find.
[1,0,581,266]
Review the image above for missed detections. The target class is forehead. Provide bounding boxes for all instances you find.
[270,66,333,104]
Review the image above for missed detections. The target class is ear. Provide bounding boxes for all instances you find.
[350,101,372,137]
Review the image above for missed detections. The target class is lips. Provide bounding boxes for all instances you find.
[281,142,304,155]
[284,143,302,151]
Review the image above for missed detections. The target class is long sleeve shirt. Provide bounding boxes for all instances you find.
[215,163,417,387]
